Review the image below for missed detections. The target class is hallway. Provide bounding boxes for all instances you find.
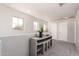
[46,40,78,56]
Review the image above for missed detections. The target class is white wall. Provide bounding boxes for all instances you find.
[1,35,32,56]
[67,18,75,43]
[75,8,79,54]
[0,40,1,56]
[0,5,32,36]
[0,4,47,56]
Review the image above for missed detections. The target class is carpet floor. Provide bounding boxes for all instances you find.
[45,40,78,56]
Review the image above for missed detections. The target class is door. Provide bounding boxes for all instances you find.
[57,21,68,41]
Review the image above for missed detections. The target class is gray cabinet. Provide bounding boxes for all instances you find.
[29,36,52,56]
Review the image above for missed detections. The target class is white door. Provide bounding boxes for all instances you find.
[57,21,68,41]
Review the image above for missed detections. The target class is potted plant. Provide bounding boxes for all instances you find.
[37,24,44,37]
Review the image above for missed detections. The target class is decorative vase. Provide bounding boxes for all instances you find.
[39,32,43,37]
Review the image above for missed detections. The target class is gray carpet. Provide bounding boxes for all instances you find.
[45,40,78,56]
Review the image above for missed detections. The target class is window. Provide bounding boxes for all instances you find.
[33,21,39,31]
[43,24,47,32]
[12,17,24,30]
[33,21,48,32]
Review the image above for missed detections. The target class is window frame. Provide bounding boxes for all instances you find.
[12,16,24,30]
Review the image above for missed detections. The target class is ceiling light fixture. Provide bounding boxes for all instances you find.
[59,3,65,7]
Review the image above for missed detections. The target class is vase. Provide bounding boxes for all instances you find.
[39,32,43,37]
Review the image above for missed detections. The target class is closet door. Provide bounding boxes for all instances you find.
[57,21,68,41]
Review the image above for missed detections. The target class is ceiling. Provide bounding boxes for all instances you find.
[3,3,79,21]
